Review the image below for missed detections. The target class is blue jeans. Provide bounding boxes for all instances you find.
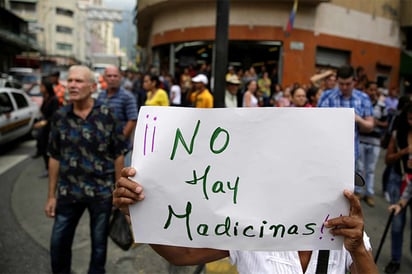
[50,197,112,274]
[386,168,412,262]
[355,142,381,196]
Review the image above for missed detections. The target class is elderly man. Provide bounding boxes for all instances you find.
[44,65,127,274]
[225,75,241,108]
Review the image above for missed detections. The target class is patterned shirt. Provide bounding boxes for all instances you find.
[317,87,374,159]
[48,100,128,200]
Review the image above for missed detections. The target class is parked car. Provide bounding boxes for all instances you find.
[0,87,40,145]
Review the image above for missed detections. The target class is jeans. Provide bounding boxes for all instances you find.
[355,142,381,196]
[50,196,113,274]
[386,168,412,262]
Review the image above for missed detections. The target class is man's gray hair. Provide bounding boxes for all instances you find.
[69,65,96,84]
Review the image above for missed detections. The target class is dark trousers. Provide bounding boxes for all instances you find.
[50,197,112,274]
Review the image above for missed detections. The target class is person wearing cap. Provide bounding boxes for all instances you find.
[49,70,66,107]
[190,74,213,108]
[112,168,377,274]
[226,66,236,82]
[225,75,241,108]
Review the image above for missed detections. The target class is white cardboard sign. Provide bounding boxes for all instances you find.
[129,106,354,251]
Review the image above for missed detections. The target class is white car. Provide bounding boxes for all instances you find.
[0,88,40,145]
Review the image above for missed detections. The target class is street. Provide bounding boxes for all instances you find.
[1,138,412,273]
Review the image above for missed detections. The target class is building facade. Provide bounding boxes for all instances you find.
[137,0,409,90]
[3,0,124,73]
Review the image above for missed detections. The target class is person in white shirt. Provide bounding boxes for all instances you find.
[113,168,378,274]
[169,77,182,106]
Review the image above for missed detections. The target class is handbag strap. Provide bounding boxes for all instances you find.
[315,250,330,274]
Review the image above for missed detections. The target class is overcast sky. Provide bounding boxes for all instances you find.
[103,0,135,10]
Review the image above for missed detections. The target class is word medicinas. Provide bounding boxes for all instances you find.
[186,165,239,204]
[164,201,316,241]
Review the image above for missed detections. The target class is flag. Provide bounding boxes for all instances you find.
[286,0,299,33]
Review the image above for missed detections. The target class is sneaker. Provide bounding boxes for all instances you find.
[364,196,375,207]
[385,261,400,273]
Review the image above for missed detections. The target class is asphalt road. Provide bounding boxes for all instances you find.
[0,139,49,274]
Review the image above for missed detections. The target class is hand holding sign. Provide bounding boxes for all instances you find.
[129,107,354,251]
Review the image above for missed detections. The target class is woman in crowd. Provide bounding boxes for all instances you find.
[242,80,259,107]
[277,87,292,107]
[33,78,59,177]
[290,87,311,107]
[384,102,412,274]
[306,86,323,107]
[143,74,169,106]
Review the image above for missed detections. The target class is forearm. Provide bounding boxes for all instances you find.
[123,120,137,140]
[114,155,125,182]
[356,116,374,133]
[150,244,228,266]
[386,147,407,164]
[350,248,378,274]
[47,157,59,199]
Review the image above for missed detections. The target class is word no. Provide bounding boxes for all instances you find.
[170,120,230,160]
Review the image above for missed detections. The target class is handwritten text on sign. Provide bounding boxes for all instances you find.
[130,107,354,251]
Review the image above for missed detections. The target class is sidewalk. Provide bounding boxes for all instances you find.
[10,153,412,273]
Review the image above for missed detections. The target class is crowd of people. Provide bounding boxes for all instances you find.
[34,61,412,274]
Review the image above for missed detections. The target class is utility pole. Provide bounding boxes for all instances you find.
[213,0,229,108]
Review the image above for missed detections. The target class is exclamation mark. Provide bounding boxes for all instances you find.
[319,214,330,240]
[143,114,149,155]
[151,116,157,152]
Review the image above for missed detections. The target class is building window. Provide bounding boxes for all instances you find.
[9,2,35,12]
[56,25,73,34]
[56,7,74,17]
[316,47,350,69]
[56,43,73,51]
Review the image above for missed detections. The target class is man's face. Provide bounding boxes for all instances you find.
[337,77,354,97]
[67,68,95,102]
[104,67,121,90]
[227,83,239,95]
[193,82,203,90]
